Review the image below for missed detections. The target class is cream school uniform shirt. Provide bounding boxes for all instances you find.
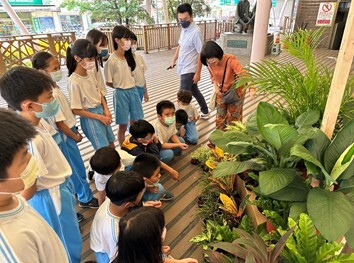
[132,53,147,87]
[90,66,107,97]
[90,199,120,262]
[29,125,72,190]
[104,53,136,89]
[52,86,77,128]
[154,120,177,144]
[175,102,199,122]
[68,72,101,110]
[0,196,69,263]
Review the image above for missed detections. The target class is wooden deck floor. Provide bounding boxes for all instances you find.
[0,47,349,262]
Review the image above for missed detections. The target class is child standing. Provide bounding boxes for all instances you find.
[86,29,109,98]
[0,66,82,263]
[130,32,149,102]
[32,51,98,209]
[155,100,189,163]
[67,39,115,150]
[104,26,144,146]
[90,171,152,263]
[0,109,69,262]
[133,153,174,202]
[175,90,199,144]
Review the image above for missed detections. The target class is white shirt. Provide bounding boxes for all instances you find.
[90,199,120,262]
[154,120,177,144]
[68,72,101,110]
[132,53,147,87]
[0,196,68,263]
[29,125,72,190]
[52,86,77,129]
[104,53,136,89]
[175,102,199,122]
[177,22,203,75]
[90,66,107,97]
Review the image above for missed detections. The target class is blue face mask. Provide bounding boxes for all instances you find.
[34,99,60,118]
[99,48,109,58]
[180,20,191,28]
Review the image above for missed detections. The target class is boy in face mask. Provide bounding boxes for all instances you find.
[154,100,189,163]
[0,109,69,262]
[0,66,82,263]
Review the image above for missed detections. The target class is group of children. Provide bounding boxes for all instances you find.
[0,25,201,263]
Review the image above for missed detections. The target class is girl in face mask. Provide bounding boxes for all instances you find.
[104,26,144,147]
[86,29,109,98]
[32,51,98,211]
[66,39,115,150]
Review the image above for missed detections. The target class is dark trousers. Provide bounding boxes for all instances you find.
[180,73,209,114]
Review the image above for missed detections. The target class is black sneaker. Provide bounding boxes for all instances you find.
[88,170,95,181]
[79,197,99,209]
[77,213,84,223]
[160,190,174,201]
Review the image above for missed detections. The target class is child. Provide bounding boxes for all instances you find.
[175,109,188,139]
[0,109,69,262]
[130,32,149,102]
[122,119,179,180]
[154,100,189,163]
[175,90,199,144]
[90,171,160,263]
[32,51,98,210]
[86,29,109,98]
[104,26,144,146]
[114,206,198,263]
[67,39,115,150]
[132,153,174,202]
[0,66,82,262]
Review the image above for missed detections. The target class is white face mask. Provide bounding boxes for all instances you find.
[131,44,137,53]
[81,60,96,71]
[123,40,131,51]
[50,69,62,82]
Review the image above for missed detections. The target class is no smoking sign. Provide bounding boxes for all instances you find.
[316,2,336,27]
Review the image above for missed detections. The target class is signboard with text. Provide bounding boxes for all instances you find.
[316,2,337,27]
[4,0,43,5]
[220,0,239,6]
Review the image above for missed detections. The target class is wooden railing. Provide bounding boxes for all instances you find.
[0,20,235,73]
[0,32,76,74]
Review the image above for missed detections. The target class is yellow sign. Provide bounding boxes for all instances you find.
[316,2,337,27]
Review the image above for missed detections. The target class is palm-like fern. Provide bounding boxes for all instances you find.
[237,28,354,126]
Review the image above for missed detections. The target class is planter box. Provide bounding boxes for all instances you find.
[236,176,266,228]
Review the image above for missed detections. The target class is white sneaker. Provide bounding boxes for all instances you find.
[200,113,210,119]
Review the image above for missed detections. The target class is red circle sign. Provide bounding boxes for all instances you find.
[322,3,332,12]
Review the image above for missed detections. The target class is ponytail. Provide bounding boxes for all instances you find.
[125,49,136,72]
[66,45,77,76]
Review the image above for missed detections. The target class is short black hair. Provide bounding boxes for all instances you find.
[156,100,175,116]
[66,39,98,76]
[175,109,188,125]
[0,109,37,179]
[86,29,106,46]
[90,147,121,175]
[131,32,138,42]
[130,119,155,139]
[177,3,193,16]
[132,153,160,179]
[106,171,145,206]
[32,51,54,70]
[0,66,55,111]
[200,41,224,66]
[177,90,192,104]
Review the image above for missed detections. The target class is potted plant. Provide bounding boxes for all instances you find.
[190,146,211,165]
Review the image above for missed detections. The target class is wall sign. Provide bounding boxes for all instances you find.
[316,2,337,27]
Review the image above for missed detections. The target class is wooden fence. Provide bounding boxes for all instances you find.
[0,20,234,74]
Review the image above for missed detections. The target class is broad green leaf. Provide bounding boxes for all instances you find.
[307,188,354,242]
[289,202,307,221]
[291,144,333,183]
[305,129,331,164]
[324,119,354,177]
[330,143,354,181]
[223,130,257,143]
[338,177,354,193]
[210,130,229,151]
[280,128,318,157]
[262,124,298,151]
[314,242,343,262]
[298,213,317,262]
[267,176,309,202]
[344,227,354,248]
[245,111,260,137]
[326,253,354,262]
[259,168,297,195]
[212,161,264,178]
[295,110,320,130]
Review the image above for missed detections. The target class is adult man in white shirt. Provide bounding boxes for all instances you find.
[169,3,209,118]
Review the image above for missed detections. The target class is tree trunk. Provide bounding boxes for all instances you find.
[146,0,152,15]
[162,0,170,23]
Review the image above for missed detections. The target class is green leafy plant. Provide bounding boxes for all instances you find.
[205,227,295,263]
[281,213,354,262]
[190,146,211,165]
[236,28,354,126]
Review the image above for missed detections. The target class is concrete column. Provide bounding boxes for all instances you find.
[0,0,29,35]
[250,0,271,63]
